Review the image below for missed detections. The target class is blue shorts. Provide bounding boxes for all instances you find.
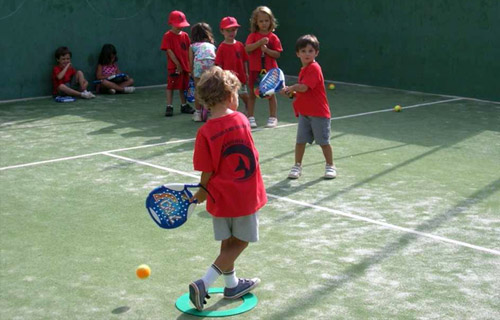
[296,115,331,145]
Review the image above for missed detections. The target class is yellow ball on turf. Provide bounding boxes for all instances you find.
[136,264,151,279]
[328,83,335,90]
[394,105,402,112]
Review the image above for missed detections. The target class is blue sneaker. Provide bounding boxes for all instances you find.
[223,278,261,299]
[189,279,210,311]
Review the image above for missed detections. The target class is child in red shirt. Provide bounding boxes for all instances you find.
[281,35,337,179]
[215,16,250,115]
[51,46,94,99]
[245,6,283,128]
[188,67,267,311]
[160,10,195,117]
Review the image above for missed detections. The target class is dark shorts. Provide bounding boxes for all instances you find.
[56,75,79,96]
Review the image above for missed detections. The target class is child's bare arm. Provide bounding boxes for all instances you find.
[281,83,308,96]
[192,171,213,203]
[245,37,269,53]
[96,64,104,79]
[188,47,194,76]
[262,45,280,59]
[167,49,182,73]
[56,63,71,80]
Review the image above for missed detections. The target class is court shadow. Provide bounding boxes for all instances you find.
[111,306,130,314]
[259,132,346,166]
[266,177,324,200]
[262,178,500,320]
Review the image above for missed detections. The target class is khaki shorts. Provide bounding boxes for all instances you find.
[212,212,259,242]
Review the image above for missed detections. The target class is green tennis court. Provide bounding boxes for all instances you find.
[1,83,499,319]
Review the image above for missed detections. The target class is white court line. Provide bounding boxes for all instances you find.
[0,137,196,171]
[102,152,500,256]
[0,97,463,171]
[331,98,462,120]
[102,152,199,179]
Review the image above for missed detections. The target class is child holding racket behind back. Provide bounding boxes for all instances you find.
[188,66,267,311]
[161,10,195,117]
[245,6,283,128]
[281,34,337,180]
[96,44,135,94]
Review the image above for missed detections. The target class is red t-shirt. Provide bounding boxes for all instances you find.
[293,61,331,118]
[160,30,191,72]
[193,112,267,217]
[215,41,249,84]
[245,32,282,71]
[52,65,76,95]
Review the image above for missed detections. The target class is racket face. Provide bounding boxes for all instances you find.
[258,68,284,97]
[185,77,195,103]
[145,184,196,229]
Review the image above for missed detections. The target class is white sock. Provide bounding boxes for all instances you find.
[201,264,222,288]
[223,270,238,288]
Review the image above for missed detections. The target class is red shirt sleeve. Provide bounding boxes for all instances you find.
[193,130,215,173]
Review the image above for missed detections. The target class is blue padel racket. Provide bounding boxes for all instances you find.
[258,68,285,98]
[184,77,195,103]
[93,73,128,84]
[54,96,76,103]
[145,183,199,229]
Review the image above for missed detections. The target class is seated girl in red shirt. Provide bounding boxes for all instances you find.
[188,66,267,311]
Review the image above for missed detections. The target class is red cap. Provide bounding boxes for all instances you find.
[168,10,190,28]
[220,16,240,29]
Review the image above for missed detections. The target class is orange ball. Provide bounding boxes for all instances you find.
[136,264,151,279]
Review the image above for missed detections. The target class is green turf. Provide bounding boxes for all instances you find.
[1,85,499,319]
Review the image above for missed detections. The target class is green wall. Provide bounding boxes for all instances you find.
[1,0,499,101]
[0,0,255,100]
[272,0,500,101]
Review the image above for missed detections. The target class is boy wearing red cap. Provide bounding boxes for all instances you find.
[214,17,250,114]
[161,10,195,117]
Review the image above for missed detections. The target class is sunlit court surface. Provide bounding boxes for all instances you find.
[1,81,499,319]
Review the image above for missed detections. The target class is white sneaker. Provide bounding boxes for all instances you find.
[266,117,278,128]
[324,165,337,179]
[124,86,135,93]
[288,164,302,179]
[109,89,116,94]
[248,116,257,128]
[81,91,95,99]
[193,110,202,122]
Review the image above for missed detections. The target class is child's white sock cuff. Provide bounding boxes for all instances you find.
[223,269,238,289]
[201,264,222,288]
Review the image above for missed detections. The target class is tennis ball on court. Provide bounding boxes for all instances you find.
[328,83,335,90]
[136,264,151,279]
[394,105,402,112]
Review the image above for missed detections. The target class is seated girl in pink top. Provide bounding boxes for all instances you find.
[96,44,135,94]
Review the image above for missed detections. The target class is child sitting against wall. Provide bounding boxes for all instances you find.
[95,44,135,94]
[52,46,95,99]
